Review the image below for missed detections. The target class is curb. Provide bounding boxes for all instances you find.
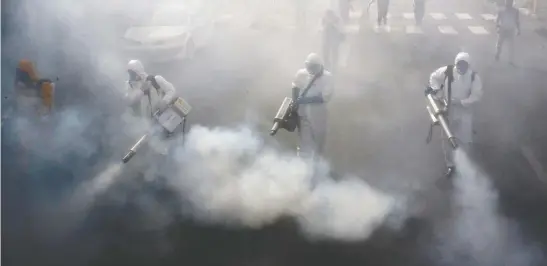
[520,146,547,185]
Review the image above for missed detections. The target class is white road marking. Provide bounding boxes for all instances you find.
[405,25,424,34]
[519,7,531,16]
[403,13,415,19]
[438,25,458,35]
[521,146,547,185]
[349,10,362,19]
[373,25,392,33]
[468,26,489,35]
[481,14,496,21]
[345,24,360,33]
[430,13,447,20]
[455,13,473,20]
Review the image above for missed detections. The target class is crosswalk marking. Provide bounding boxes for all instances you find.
[455,13,473,20]
[293,24,492,36]
[481,14,496,20]
[347,11,497,21]
[519,7,531,16]
[430,13,447,20]
[403,13,415,19]
[468,26,489,35]
[438,25,458,35]
[405,25,424,34]
[345,24,360,33]
[373,25,395,33]
[289,11,500,36]
[349,11,361,19]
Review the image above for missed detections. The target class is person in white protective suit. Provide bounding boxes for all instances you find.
[125,60,176,119]
[294,53,334,161]
[429,52,483,177]
[125,60,178,157]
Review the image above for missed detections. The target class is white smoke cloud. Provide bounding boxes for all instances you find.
[164,125,397,241]
[435,149,544,266]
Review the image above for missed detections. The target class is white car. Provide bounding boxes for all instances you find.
[122,5,213,62]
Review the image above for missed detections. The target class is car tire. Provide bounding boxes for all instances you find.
[185,38,196,60]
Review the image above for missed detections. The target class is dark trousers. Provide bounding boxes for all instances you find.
[414,2,425,25]
[495,30,515,62]
[339,1,350,23]
[377,5,389,25]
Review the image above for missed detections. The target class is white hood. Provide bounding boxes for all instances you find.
[454,52,471,65]
[127,59,147,78]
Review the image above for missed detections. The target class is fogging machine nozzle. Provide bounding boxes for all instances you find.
[425,88,458,150]
[270,97,297,136]
[122,134,148,164]
[122,150,136,163]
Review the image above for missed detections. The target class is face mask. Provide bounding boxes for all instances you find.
[128,70,141,82]
[306,63,323,75]
[128,80,143,90]
[456,61,469,75]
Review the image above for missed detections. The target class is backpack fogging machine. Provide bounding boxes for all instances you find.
[122,97,192,163]
[425,86,458,149]
[270,87,300,136]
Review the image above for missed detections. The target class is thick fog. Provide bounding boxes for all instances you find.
[2,0,545,265]
[2,0,406,246]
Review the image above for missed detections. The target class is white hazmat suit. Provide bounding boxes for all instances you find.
[294,53,334,160]
[125,60,176,118]
[429,52,483,168]
[124,59,177,156]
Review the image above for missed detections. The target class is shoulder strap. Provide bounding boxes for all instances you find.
[467,71,477,98]
[146,75,161,90]
[444,65,454,83]
[300,70,324,98]
[444,65,454,109]
[145,75,162,117]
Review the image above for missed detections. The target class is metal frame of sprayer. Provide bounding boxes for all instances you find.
[425,86,458,149]
[122,96,192,163]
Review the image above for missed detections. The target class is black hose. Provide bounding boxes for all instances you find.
[181,117,187,145]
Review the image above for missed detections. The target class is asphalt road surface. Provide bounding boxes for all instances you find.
[3,0,547,265]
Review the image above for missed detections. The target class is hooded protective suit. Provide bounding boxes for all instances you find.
[125,60,175,118]
[294,54,334,160]
[429,52,483,167]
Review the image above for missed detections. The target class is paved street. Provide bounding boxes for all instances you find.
[3,0,547,265]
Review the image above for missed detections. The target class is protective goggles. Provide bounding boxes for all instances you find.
[128,70,142,82]
[305,63,323,75]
